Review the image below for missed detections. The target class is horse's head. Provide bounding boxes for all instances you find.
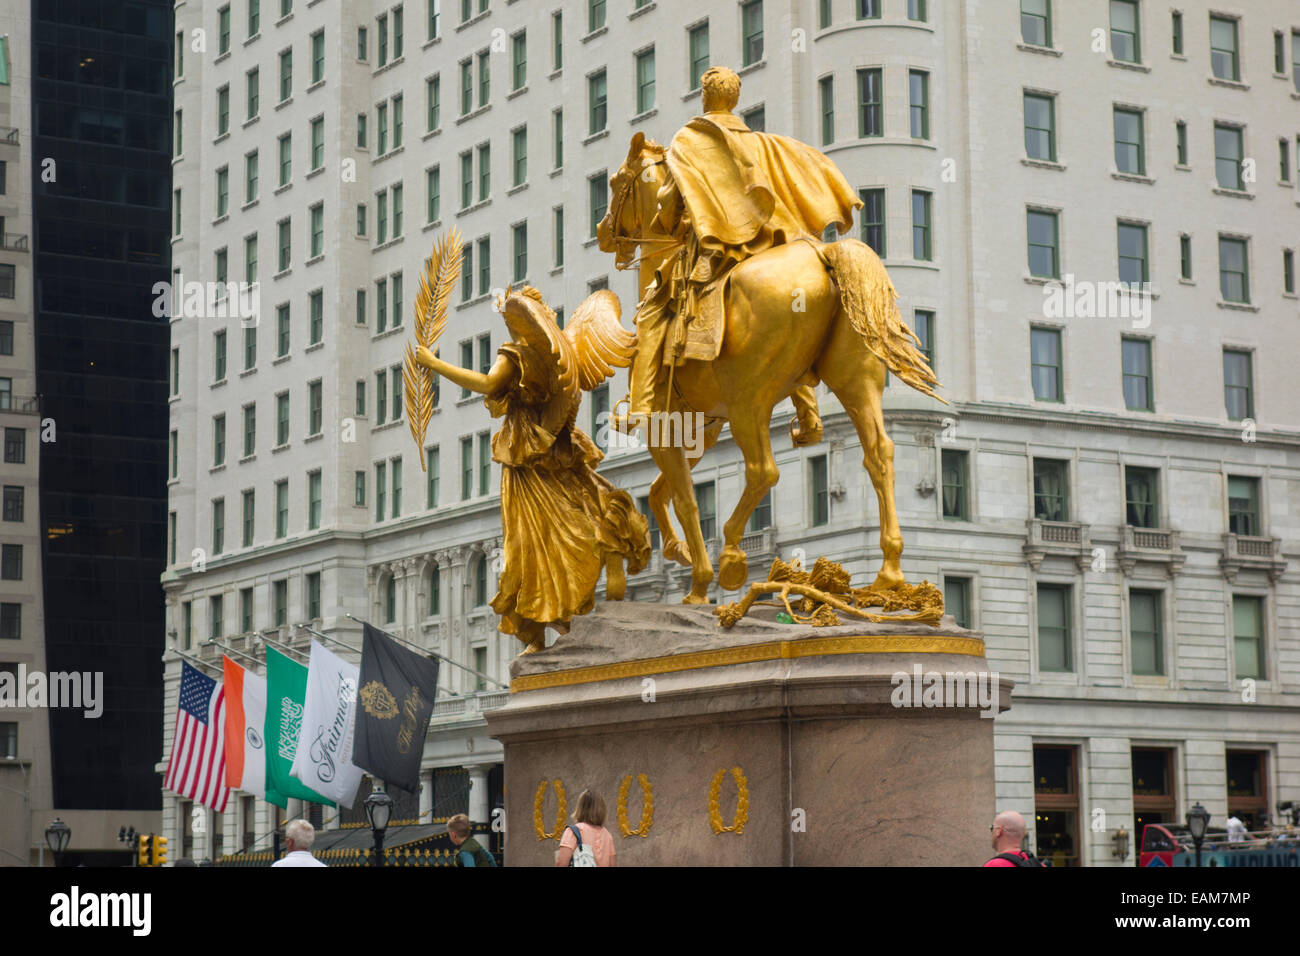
[597,131,670,273]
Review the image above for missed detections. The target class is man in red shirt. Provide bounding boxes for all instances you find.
[984,811,1039,866]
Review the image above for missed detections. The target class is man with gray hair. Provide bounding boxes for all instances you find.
[983,810,1043,867]
[272,819,327,868]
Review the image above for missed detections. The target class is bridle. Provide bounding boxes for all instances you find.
[607,156,684,270]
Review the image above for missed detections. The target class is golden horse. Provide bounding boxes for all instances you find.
[598,133,943,604]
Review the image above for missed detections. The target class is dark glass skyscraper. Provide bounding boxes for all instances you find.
[30,0,171,809]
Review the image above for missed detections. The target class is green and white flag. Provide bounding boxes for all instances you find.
[264,646,334,808]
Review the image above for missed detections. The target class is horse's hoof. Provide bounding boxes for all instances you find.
[681,593,710,606]
[663,540,693,567]
[790,417,824,448]
[718,546,748,591]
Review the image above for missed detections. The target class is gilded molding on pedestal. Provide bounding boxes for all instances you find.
[617,773,655,838]
[510,633,985,692]
[708,767,750,835]
[533,779,567,841]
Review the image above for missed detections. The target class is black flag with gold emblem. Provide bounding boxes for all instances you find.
[351,622,440,792]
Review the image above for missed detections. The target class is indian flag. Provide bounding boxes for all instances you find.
[222,656,270,803]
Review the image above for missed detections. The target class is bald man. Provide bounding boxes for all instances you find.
[983,811,1042,867]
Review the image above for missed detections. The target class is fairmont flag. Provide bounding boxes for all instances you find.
[221,656,271,804]
[289,641,365,808]
[352,623,440,793]
[164,661,231,813]
[264,646,334,807]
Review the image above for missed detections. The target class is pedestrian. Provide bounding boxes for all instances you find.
[271,819,326,867]
[555,789,615,867]
[983,811,1043,867]
[446,814,498,867]
[1226,815,1252,843]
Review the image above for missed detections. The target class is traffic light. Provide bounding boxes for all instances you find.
[137,834,152,867]
[152,835,169,867]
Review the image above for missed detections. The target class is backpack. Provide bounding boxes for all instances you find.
[567,825,597,867]
[992,851,1045,868]
[455,836,498,867]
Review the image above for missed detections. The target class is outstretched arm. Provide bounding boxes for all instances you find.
[416,347,515,395]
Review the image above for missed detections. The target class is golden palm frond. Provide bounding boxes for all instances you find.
[406,229,463,469]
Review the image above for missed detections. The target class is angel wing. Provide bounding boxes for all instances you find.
[564,289,634,392]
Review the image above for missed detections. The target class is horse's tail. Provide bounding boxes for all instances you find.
[819,239,946,404]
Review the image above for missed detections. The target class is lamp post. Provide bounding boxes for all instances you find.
[364,789,394,867]
[1187,803,1210,868]
[45,818,71,868]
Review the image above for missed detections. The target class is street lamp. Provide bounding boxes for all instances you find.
[45,818,71,867]
[364,789,394,867]
[1187,803,1210,868]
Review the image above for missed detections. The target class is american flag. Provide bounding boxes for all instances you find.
[164,661,231,813]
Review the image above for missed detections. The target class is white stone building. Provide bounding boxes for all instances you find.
[163,0,1300,865]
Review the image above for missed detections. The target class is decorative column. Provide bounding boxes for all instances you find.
[467,764,491,837]
[419,769,434,824]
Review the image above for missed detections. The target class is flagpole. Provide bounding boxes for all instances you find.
[293,622,363,656]
[172,649,223,676]
[257,631,310,662]
[203,637,262,669]
[342,613,507,690]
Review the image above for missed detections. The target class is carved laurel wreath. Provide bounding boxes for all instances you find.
[708,766,750,835]
[617,773,655,838]
[533,779,567,841]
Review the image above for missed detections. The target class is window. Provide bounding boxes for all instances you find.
[944,577,971,629]
[279,48,292,101]
[214,329,229,382]
[1131,748,1175,833]
[378,13,389,65]
[461,436,473,500]
[426,166,440,223]
[276,391,290,445]
[1032,459,1068,522]
[694,482,717,539]
[940,450,968,519]
[3,429,24,465]
[552,11,563,71]
[588,70,607,135]
[1285,249,1296,295]
[216,166,230,218]
[375,461,387,521]
[513,222,528,282]
[741,1,763,67]
[636,48,656,115]
[553,206,565,267]
[1,604,19,640]
[217,85,230,136]
[176,31,184,78]
[249,0,261,37]
[1117,222,1148,285]
[461,245,473,302]
[245,151,259,203]
[1021,0,1051,46]
[459,151,473,210]
[914,310,934,371]
[426,446,440,508]
[1124,465,1159,528]
[377,192,389,244]
[857,68,882,138]
[808,456,828,524]
[1227,476,1259,537]
[1226,751,1269,829]
[1175,120,1187,165]
[1026,209,1059,279]
[273,578,287,625]
[589,173,608,238]
[428,0,440,40]
[1218,236,1249,303]
[1110,0,1140,63]
[859,188,885,256]
[1222,349,1253,420]
[1031,327,1062,402]
[1037,584,1071,671]
[908,0,926,21]
[748,490,772,532]
[276,304,290,357]
[1281,139,1292,184]
[238,404,255,459]
[1113,108,1144,175]
[391,361,403,414]
[174,189,182,235]
[393,5,404,58]
[477,236,490,295]
[278,133,291,186]
[908,70,929,139]
[858,0,880,18]
[170,430,178,478]
[378,103,389,155]
[1171,11,1183,55]
[512,31,526,90]
[213,414,227,466]
[553,109,564,169]
[392,94,404,149]
[512,127,527,187]
[742,105,765,131]
[460,59,473,115]
[1232,595,1263,680]
[310,204,324,258]
[308,380,322,436]
[212,499,225,555]
[391,457,403,518]
[817,76,834,146]
[477,142,490,200]
[376,368,388,421]
[309,117,324,171]
[1294,30,1300,94]
[358,25,368,60]
[1023,93,1055,161]
[2,486,23,523]
[911,190,932,261]
[427,75,440,132]
[588,0,605,33]
[1179,234,1192,280]
[1215,124,1243,190]
[688,23,709,91]
[478,49,490,107]
[1209,16,1238,81]
[1121,337,1153,411]
[0,545,19,581]
[311,29,325,84]
[354,470,366,507]
[391,185,403,238]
